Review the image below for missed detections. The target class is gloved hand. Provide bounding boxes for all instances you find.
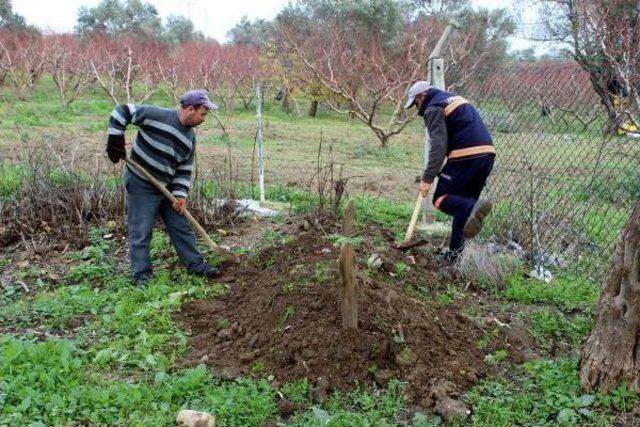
[172,197,187,214]
[107,135,126,163]
[419,180,431,197]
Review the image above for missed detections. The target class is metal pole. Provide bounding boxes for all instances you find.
[256,82,265,202]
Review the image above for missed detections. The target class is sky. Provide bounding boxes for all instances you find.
[13,0,544,51]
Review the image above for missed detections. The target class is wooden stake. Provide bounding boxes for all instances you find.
[342,200,355,237]
[339,243,358,330]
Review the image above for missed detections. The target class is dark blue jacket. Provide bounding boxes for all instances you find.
[420,88,495,183]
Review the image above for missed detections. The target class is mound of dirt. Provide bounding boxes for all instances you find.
[177,225,519,408]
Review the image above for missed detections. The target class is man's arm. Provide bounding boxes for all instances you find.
[421,106,448,184]
[168,146,194,200]
[106,104,146,163]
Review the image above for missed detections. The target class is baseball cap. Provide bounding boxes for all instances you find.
[180,89,219,110]
[404,81,432,109]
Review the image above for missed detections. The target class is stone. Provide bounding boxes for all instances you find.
[428,379,457,400]
[434,397,470,423]
[367,253,383,269]
[311,377,330,404]
[217,329,233,340]
[176,409,215,427]
[373,369,395,385]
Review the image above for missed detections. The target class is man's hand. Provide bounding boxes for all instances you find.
[172,197,187,214]
[107,136,126,164]
[419,181,431,197]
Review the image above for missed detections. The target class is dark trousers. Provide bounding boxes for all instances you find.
[433,154,494,254]
[125,170,205,280]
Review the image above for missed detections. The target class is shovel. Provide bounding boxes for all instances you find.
[394,192,427,250]
[125,157,239,264]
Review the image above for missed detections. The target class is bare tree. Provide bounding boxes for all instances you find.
[537,0,640,132]
[277,21,434,146]
[44,34,95,107]
[85,35,161,105]
[0,29,46,99]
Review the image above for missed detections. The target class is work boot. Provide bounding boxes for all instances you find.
[463,199,493,239]
[189,263,221,279]
[133,273,152,287]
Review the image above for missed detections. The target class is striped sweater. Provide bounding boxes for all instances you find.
[108,104,195,199]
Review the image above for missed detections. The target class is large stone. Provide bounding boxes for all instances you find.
[176,409,215,427]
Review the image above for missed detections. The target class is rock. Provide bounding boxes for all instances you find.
[428,379,457,400]
[415,255,430,268]
[239,351,256,363]
[299,219,311,231]
[529,265,553,283]
[176,409,215,427]
[310,300,324,311]
[248,334,258,348]
[311,377,330,404]
[216,329,233,340]
[373,369,395,385]
[396,347,418,366]
[217,367,242,381]
[277,398,301,418]
[367,253,383,269]
[434,397,470,423]
[381,260,395,272]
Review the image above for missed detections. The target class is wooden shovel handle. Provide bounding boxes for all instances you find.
[403,193,424,243]
[125,158,238,264]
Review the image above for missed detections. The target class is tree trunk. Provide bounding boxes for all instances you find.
[308,100,318,117]
[281,90,291,114]
[580,203,640,392]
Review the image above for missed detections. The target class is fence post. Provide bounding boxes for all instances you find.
[419,19,461,229]
[256,82,265,202]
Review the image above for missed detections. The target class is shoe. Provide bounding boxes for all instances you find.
[189,263,221,279]
[463,199,492,239]
[436,250,459,265]
[133,273,151,287]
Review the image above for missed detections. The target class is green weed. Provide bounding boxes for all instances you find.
[527,308,593,349]
[287,380,407,426]
[467,358,636,426]
[502,273,598,311]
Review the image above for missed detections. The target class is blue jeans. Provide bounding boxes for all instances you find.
[125,170,205,280]
[433,154,495,254]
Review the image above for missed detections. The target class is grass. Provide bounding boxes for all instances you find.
[0,339,277,426]
[527,308,593,349]
[0,227,434,425]
[466,358,637,427]
[0,162,23,199]
[502,273,599,311]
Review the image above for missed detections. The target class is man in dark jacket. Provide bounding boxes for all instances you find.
[405,81,495,263]
[106,90,221,285]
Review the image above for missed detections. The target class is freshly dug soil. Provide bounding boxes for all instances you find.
[177,224,520,407]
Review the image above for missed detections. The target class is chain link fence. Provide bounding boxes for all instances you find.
[460,60,640,281]
[187,61,639,282]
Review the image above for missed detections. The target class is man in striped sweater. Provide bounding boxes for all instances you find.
[106,90,220,285]
[405,81,495,263]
